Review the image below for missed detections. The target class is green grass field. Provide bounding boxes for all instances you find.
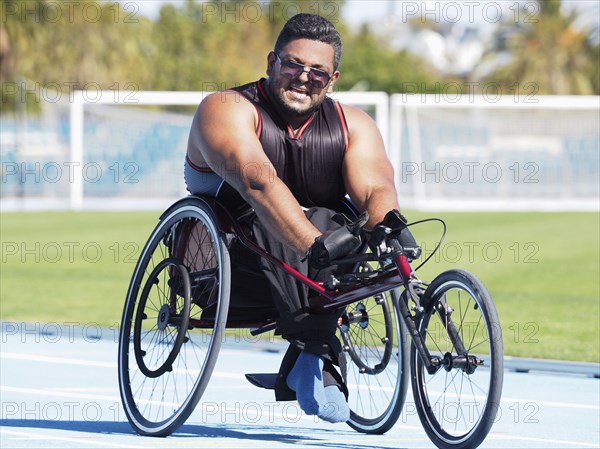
[1,210,598,362]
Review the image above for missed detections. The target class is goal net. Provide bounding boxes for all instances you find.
[1,90,598,212]
[391,95,599,211]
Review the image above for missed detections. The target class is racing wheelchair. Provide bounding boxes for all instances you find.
[118,195,504,449]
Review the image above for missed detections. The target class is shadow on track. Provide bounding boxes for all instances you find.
[0,419,406,448]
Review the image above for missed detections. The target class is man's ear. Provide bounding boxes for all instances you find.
[266,51,276,76]
[327,71,341,94]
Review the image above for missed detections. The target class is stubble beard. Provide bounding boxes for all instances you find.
[268,79,324,118]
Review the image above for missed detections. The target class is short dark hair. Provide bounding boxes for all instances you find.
[274,13,342,71]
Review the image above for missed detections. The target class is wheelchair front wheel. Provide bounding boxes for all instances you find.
[118,200,231,436]
[411,269,503,449]
[340,273,410,434]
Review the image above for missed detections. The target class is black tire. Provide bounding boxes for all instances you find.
[342,271,410,434]
[411,269,503,449]
[118,200,231,436]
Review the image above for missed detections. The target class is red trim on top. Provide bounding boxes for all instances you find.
[289,114,315,140]
[186,155,214,173]
[224,89,262,137]
[258,79,314,140]
[297,115,314,138]
[334,101,349,152]
[257,80,270,105]
[256,109,263,138]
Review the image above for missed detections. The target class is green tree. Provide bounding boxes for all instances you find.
[1,0,455,109]
[1,0,49,110]
[480,0,599,94]
[334,24,440,94]
[149,0,346,92]
[151,0,269,91]
[1,0,156,110]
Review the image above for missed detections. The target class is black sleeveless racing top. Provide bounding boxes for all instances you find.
[230,78,349,209]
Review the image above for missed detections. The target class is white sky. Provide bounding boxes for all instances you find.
[125,0,599,25]
[122,0,599,43]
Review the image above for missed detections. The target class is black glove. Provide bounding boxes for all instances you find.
[369,210,421,261]
[307,212,368,269]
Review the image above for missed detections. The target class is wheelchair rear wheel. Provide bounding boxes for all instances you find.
[340,264,410,434]
[118,200,231,436]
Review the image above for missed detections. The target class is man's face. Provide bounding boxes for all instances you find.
[266,38,339,118]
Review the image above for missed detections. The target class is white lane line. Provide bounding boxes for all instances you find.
[347,384,600,411]
[0,385,222,409]
[500,395,600,411]
[0,351,244,380]
[0,429,146,449]
[3,352,599,411]
[0,385,352,428]
[490,432,600,448]
[50,387,117,393]
[412,389,600,411]
[2,386,596,449]
[1,352,115,368]
[0,385,121,403]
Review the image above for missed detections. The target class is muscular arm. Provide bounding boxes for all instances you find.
[341,104,401,228]
[191,93,320,254]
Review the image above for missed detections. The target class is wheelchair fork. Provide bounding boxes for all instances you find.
[390,233,474,375]
[433,294,468,356]
[397,284,442,375]
[398,279,471,375]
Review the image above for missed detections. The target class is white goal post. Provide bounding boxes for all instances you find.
[44,90,389,211]
[391,94,599,212]
[1,90,598,212]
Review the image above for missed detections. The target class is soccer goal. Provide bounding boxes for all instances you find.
[0,89,389,211]
[391,94,599,211]
[1,90,598,212]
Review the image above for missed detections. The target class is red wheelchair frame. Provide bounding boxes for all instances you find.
[191,195,413,330]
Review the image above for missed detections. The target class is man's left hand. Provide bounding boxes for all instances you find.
[368,210,421,261]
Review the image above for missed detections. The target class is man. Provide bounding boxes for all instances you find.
[185,13,417,423]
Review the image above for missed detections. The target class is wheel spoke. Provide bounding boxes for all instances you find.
[411,271,503,448]
[345,285,408,434]
[118,206,230,436]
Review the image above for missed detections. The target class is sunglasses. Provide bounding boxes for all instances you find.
[275,54,332,89]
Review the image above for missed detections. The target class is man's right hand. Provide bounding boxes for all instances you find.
[307,213,368,269]
[308,227,360,268]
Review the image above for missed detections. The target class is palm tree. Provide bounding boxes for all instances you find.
[478,0,598,95]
